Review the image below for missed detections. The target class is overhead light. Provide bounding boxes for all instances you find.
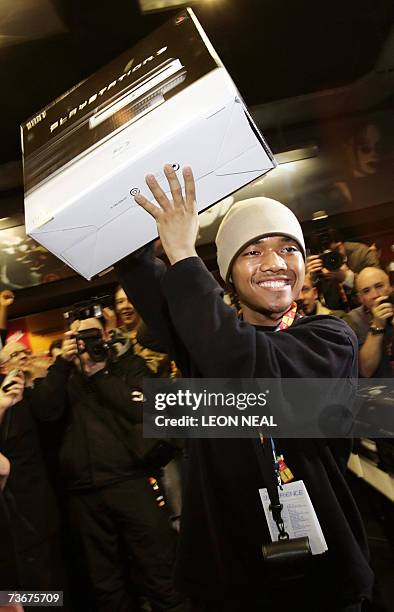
[138,0,199,13]
[275,145,318,165]
[0,217,10,222]
[312,210,328,221]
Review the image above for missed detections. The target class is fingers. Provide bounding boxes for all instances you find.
[163,164,183,207]
[5,382,24,397]
[102,307,116,321]
[135,165,196,216]
[145,173,172,211]
[306,256,323,275]
[62,333,78,362]
[373,302,393,319]
[134,192,163,219]
[183,166,196,213]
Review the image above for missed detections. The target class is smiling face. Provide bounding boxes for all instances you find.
[230,235,305,325]
[114,287,140,331]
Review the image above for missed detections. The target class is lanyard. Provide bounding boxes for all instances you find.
[256,301,301,538]
[274,301,300,331]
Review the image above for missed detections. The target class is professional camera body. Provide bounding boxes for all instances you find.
[64,296,126,362]
[309,211,345,272]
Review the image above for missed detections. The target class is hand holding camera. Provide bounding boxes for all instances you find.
[0,370,25,414]
[102,307,117,332]
[371,295,394,328]
[306,254,347,282]
[61,331,78,362]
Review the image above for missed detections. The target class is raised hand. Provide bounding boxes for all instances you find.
[134,165,199,265]
[0,290,15,308]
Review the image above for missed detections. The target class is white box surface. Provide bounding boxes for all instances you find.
[21,9,275,280]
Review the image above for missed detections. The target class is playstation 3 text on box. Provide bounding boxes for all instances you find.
[21,9,275,280]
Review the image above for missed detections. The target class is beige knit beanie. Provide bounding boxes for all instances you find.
[216,197,305,283]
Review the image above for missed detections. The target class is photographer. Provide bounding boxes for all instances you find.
[0,364,66,605]
[36,307,187,612]
[344,267,393,378]
[117,165,373,611]
[307,230,380,311]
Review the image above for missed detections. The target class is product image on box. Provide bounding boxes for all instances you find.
[22,8,276,280]
[25,57,187,192]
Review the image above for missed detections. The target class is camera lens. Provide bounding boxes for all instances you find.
[321,250,344,272]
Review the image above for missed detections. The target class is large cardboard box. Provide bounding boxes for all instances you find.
[21,9,275,280]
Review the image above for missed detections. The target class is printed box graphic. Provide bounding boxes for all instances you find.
[21,9,275,279]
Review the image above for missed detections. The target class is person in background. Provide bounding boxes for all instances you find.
[344,267,393,378]
[0,357,69,610]
[0,391,24,599]
[34,313,187,612]
[0,340,32,377]
[298,273,346,318]
[106,285,175,377]
[307,230,381,311]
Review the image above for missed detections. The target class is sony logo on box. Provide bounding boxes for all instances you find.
[21,8,276,280]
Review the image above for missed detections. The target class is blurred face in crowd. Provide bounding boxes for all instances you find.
[356,267,391,311]
[0,341,32,374]
[344,123,382,179]
[231,235,304,325]
[298,274,319,315]
[114,288,140,330]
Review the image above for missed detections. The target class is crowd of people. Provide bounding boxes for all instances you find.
[0,165,392,611]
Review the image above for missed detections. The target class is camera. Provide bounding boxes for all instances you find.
[309,211,345,272]
[75,328,110,363]
[64,296,126,362]
[64,295,113,324]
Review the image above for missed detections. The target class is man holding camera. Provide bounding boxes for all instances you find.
[117,164,373,611]
[36,311,187,612]
[344,267,393,378]
[307,232,380,311]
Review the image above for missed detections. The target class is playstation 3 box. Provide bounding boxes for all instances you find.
[21,8,275,280]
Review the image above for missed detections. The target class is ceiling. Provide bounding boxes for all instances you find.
[0,0,392,169]
[0,0,393,318]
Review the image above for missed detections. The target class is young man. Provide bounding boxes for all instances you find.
[117,165,373,611]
